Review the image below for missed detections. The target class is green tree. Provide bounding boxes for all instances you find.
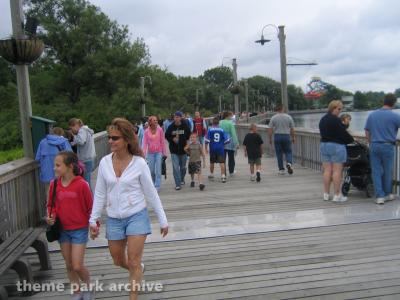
[27,0,149,103]
[353,91,369,109]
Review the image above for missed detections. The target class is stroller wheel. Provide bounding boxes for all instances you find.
[342,182,350,196]
[366,179,374,198]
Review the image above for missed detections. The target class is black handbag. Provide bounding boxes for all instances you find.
[162,156,167,179]
[46,179,61,242]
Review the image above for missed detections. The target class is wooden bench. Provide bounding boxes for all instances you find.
[0,227,51,300]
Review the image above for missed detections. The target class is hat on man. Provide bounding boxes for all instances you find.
[174,111,183,117]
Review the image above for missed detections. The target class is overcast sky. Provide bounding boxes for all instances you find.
[1,0,399,93]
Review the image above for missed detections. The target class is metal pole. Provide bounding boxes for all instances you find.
[11,0,34,158]
[219,95,222,113]
[278,25,289,112]
[140,77,145,118]
[196,89,198,111]
[244,80,249,123]
[232,58,239,117]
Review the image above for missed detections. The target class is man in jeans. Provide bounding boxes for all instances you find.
[365,93,400,204]
[268,105,295,175]
[165,111,191,190]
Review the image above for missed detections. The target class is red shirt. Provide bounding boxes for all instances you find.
[47,176,93,230]
[193,117,206,136]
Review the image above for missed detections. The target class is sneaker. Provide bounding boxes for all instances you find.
[323,193,330,201]
[278,170,285,175]
[386,194,396,201]
[229,171,236,177]
[175,186,181,190]
[141,262,145,273]
[181,181,185,185]
[190,181,195,188]
[375,197,385,204]
[332,194,347,202]
[82,291,95,300]
[250,175,256,181]
[221,175,226,183]
[286,163,293,175]
[256,171,261,182]
[208,174,214,180]
[199,183,205,191]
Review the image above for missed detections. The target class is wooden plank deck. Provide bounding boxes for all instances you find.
[3,153,400,299]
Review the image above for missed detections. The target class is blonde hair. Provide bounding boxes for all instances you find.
[249,123,257,130]
[107,118,143,157]
[328,100,343,113]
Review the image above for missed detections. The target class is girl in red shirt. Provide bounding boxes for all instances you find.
[46,151,93,300]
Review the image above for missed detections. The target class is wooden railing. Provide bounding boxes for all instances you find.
[0,131,109,240]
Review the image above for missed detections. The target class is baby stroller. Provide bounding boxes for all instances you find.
[342,141,374,197]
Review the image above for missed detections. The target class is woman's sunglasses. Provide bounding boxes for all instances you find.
[108,135,122,141]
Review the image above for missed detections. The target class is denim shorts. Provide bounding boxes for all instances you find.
[59,227,89,244]
[106,208,152,240]
[320,142,347,163]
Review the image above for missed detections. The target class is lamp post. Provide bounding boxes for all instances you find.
[232,58,239,117]
[195,88,203,111]
[255,24,289,112]
[140,76,152,118]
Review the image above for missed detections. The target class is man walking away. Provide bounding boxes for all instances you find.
[365,93,400,204]
[268,106,295,175]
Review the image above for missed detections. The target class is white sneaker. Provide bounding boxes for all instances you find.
[221,175,226,183]
[278,170,285,175]
[208,174,214,180]
[229,171,237,177]
[386,194,396,201]
[141,262,145,273]
[323,193,330,201]
[375,197,385,204]
[332,194,347,202]
[250,175,256,181]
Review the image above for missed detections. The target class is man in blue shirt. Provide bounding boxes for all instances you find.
[365,93,400,204]
[205,117,230,183]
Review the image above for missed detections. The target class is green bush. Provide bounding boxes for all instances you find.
[0,148,24,165]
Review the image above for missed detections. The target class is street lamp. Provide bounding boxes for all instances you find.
[221,56,239,117]
[140,76,152,117]
[255,24,289,112]
[195,88,203,111]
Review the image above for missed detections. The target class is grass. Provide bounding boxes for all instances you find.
[0,148,24,165]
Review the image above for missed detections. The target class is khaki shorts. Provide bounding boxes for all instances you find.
[248,157,261,165]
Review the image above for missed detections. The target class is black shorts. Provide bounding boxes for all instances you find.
[210,152,225,164]
[189,161,202,174]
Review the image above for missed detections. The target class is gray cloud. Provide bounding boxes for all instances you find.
[1,0,399,93]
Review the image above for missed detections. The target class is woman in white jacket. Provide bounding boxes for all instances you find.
[89,118,168,300]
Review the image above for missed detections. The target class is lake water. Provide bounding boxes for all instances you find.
[292,109,400,133]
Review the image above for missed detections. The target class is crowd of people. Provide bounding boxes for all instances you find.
[36,93,400,299]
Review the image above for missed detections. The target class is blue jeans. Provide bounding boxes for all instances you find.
[370,143,394,198]
[83,159,94,188]
[146,152,162,190]
[171,154,187,187]
[224,150,236,174]
[274,134,293,170]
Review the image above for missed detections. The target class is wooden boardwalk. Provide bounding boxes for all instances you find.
[4,153,400,299]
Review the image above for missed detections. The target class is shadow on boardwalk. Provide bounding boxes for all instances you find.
[4,153,400,299]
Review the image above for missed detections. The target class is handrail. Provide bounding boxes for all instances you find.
[0,131,109,239]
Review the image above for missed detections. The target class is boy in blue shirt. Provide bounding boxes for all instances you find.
[205,117,230,182]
